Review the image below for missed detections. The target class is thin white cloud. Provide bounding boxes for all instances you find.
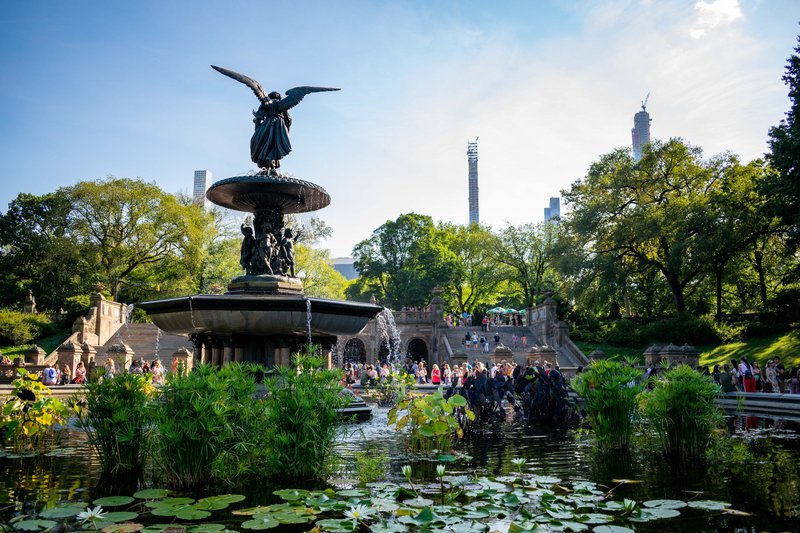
[690,0,743,39]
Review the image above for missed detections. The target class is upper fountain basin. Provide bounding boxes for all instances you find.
[138,294,383,337]
[206,174,331,213]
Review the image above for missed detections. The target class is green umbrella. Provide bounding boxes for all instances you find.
[487,307,506,314]
[506,308,519,314]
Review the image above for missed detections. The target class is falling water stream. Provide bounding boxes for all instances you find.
[375,308,402,368]
[305,298,313,346]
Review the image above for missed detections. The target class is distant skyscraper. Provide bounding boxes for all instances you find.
[544,197,560,223]
[467,138,479,224]
[193,170,212,209]
[631,94,651,161]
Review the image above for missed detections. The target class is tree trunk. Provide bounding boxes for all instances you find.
[664,273,686,313]
[754,250,768,309]
[715,265,724,316]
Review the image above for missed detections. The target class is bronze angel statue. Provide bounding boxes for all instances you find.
[212,65,339,170]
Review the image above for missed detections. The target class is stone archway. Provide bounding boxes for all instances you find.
[405,338,429,366]
[342,338,367,364]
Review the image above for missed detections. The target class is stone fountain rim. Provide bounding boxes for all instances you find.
[205,174,331,213]
[138,294,384,317]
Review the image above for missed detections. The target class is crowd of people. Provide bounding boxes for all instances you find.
[444,313,526,328]
[30,357,175,386]
[701,356,800,394]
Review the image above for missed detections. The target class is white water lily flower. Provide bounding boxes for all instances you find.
[436,464,446,477]
[402,465,412,479]
[344,504,374,522]
[77,506,107,523]
[511,457,527,467]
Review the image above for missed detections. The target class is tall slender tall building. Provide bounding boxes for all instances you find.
[631,95,651,161]
[467,138,479,224]
[193,170,213,209]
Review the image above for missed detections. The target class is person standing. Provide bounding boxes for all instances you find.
[431,364,441,385]
[521,334,528,349]
[739,357,756,392]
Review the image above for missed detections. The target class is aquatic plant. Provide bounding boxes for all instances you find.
[572,359,643,451]
[0,368,68,452]
[639,364,722,457]
[364,370,415,407]
[72,372,154,474]
[353,449,389,486]
[261,350,347,483]
[388,388,475,452]
[150,363,268,489]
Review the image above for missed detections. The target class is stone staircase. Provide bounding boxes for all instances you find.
[443,325,584,367]
[97,323,192,363]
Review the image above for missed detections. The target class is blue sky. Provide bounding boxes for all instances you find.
[1,0,798,256]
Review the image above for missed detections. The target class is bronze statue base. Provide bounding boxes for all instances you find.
[227,274,304,295]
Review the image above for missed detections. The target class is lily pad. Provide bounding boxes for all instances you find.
[437,454,457,462]
[147,498,195,507]
[593,527,635,533]
[315,518,355,532]
[175,509,212,521]
[14,520,58,531]
[273,489,309,502]
[241,516,280,530]
[102,512,141,523]
[198,494,246,505]
[369,521,408,533]
[610,479,641,484]
[39,506,85,519]
[336,489,368,498]
[133,489,170,499]
[93,496,136,507]
[402,497,434,508]
[102,523,144,533]
[629,508,680,522]
[687,500,730,511]
[643,499,687,509]
[187,526,226,533]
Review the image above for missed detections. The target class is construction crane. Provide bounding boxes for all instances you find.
[641,92,650,111]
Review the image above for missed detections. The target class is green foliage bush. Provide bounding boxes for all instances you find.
[602,319,642,347]
[150,363,268,489]
[388,389,475,452]
[0,309,59,345]
[572,360,643,451]
[639,365,722,457]
[73,373,155,474]
[0,368,68,452]
[261,352,347,483]
[639,315,724,345]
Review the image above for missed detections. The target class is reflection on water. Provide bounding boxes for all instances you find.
[1,408,799,532]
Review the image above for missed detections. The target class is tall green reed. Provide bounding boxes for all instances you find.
[572,360,643,451]
[639,364,721,457]
[73,372,154,474]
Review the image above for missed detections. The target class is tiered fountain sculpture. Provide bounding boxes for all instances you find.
[140,66,383,367]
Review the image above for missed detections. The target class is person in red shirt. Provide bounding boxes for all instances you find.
[431,364,441,385]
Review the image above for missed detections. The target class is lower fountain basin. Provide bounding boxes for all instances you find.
[139,294,383,337]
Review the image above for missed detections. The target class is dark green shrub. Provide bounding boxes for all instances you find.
[73,373,154,474]
[639,365,721,457]
[261,352,347,483]
[602,319,642,347]
[639,314,721,345]
[0,309,59,345]
[572,360,643,451]
[150,363,268,489]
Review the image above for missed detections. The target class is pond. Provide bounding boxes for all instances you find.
[1,406,799,532]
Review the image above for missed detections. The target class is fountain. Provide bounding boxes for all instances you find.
[139,66,383,366]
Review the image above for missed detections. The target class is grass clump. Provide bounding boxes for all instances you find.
[73,372,154,474]
[150,363,268,489]
[639,364,722,458]
[572,360,643,451]
[261,351,347,483]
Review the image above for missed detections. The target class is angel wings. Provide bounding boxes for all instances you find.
[211,65,339,170]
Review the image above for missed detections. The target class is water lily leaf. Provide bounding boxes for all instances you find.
[508,522,535,532]
[687,500,730,511]
[336,489,368,498]
[629,508,680,521]
[39,506,85,519]
[199,494,246,505]
[187,525,226,533]
[371,499,400,513]
[721,508,752,516]
[232,506,272,516]
[402,497,434,508]
[93,496,136,507]
[530,475,562,485]
[133,489,170,499]
[14,520,58,531]
[175,509,212,521]
[315,518,355,532]
[503,493,522,507]
[574,513,612,524]
[551,521,588,531]
[193,500,229,511]
[593,527,635,533]
[241,516,280,530]
[273,489,309,502]
[102,512,141,523]
[150,506,191,517]
[140,524,176,533]
[643,499,687,509]
[437,454,457,462]
[273,512,313,525]
[102,523,144,533]
[546,510,574,520]
[369,521,408,533]
[610,479,641,484]
[148,498,195,507]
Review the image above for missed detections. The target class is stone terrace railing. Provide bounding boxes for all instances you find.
[0,364,46,384]
[395,310,434,324]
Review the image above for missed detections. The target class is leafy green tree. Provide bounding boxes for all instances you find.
[352,213,453,309]
[68,177,212,300]
[491,222,557,308]
[295,244,350,300]
[766,33,800,251]
[437,223,503,317]
[562,140,728,314]
[0,192,93,309]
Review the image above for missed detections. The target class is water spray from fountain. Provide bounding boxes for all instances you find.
[376,308,402,369]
